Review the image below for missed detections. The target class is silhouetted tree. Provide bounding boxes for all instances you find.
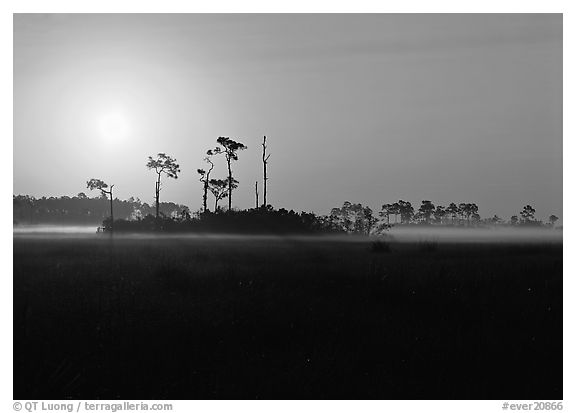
[398,200,414,224]
[87,179,114,231]
[179,207,191,221]
[208,179,227,211]
[460,203,479,225]
[520,205,536,224]
[549,214,559,227]
[146,153,181,219]
[362,206,378,235]
[339,201,354,232]
[389,202,400,224]
[208,137,247,211]
[262,135,270,207]
[380,203,391,225]
[510,215,519,226]
[458,203,467,223]
[446,203,459,225]
[413,211,424,223]
[418,200,435,224]
[351,203,366,233]
[208,177,238,211]
[433,205,446,224]
[255,181,259,208]
[197,156,214,213]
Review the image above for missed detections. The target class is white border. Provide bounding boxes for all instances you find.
[3,2,572,412]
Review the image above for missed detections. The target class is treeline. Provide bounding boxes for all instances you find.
[13,194,189,225]
[103,199,560,235]
[331,200,559,229]
[13,194,560,234]
[14,134,560,234]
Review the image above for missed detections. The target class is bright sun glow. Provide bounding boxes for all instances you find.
[99,112,131,142]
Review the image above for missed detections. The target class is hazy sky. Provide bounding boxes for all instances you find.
[13,14,562,220]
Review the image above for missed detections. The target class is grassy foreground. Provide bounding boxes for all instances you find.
[13,236,562,399]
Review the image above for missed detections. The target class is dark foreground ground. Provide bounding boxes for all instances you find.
[13,235,562,399]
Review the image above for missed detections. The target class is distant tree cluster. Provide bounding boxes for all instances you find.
[323,200,560,235]
[329,202,381,235]
[13,194,189,225]
[376,201,558,229]
[378,200,480,226]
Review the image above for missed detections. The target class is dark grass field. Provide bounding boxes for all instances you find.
[13,235,562,399]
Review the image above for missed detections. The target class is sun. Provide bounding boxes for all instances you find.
[99,112,131,142]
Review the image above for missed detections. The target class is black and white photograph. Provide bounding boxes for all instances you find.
[10,9,566,406]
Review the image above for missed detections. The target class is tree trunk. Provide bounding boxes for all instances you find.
[155,175,161,219]
[227,156,232,211]
[203,181,208,213]
[109,188,114,233]
[262,135,269,207]
[255,181,259,208]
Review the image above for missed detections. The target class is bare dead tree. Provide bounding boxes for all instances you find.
[197,156,214,213]
[255,181,259,208]
[262,135,270,207]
